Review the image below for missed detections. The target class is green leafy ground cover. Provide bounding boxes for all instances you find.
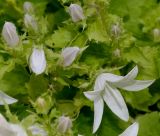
[0,0,160,135]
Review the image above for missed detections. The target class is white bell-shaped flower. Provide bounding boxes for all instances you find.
[57,116,72,134]
[68,4,85,22]
[119,122,139,136]
[2,22,19,47]
[24,14,38,32]
[84,66,155,133]
[23,1,34,14]
[29,48,46,75]
[61,46,80,67]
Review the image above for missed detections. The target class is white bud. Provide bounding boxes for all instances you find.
[68,4,85,22]
[153,28,160,42]
[111,24,121,38]
[24,14,38,32]
[2,22,19,47]
[29,48,46,75]
[61,46,80,67]
[23,1,34,14]
[57,116,72,134]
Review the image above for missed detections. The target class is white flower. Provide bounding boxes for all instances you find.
[24,14,38,32]
[61,47,80,67]
[23,1,34,14]
[0,91,17,105]
[0,114,27,136]
[29,48,46,75]
[119,122,139,136]
[28,125,47,136]
[57,116,72,134]
[2,22,19,47]
[68,4,85,22]
[84,66,154,133]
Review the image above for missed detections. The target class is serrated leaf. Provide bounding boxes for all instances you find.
[50,27,76,48]
[26,75,48,100]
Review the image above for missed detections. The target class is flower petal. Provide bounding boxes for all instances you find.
[29,48,46,75]
[95,66,138,88]
[2,22,19,47]
[0,114,17,136]
[61,47,80,67]
[10,124,28,136]
[110,66,138,85]
[68,4,85,22]
[119,122,139,136]
[118,80,155,91]
[0,91,18,105]
[83,90,102,101]
[103,83,129,121]
[28,125,47,136]
[94,73,119,91]
[93,96,104,134]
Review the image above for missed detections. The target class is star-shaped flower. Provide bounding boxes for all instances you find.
[84,66,155,133]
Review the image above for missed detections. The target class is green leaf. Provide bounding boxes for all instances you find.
[49,26,76,48]
[86,19,109,42]
[123,89,158,112]
[137,112,160,136]
[26,75,49,100]
[0,65,29,96]
[122,45,159,79]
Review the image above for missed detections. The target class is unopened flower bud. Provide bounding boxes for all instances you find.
[36,97,46,108]
[57,116,72,134]
[68,4,85,22]
[153,28,160,42]
[23,1,34,14]
[113,48,121,58]
[24,14,38,32]
[29,48,46,75]
[2,22,19,47]
[111,24,121,39]
[61,46,80,67]
[35,96,53,114]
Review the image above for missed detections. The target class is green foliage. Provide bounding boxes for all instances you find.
[137,112,160,136]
